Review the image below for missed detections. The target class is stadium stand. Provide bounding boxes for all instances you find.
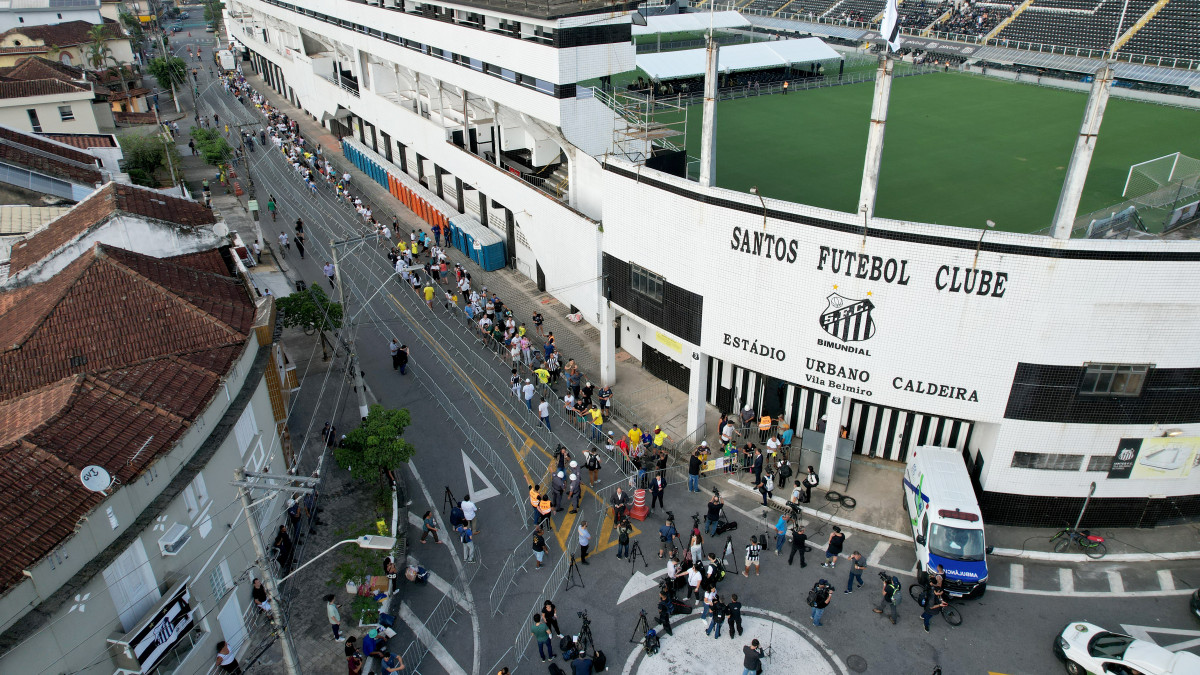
[934,0,1013,36]
[993,0,1156,52]
[1118,0,1200,61]
[899,0,950,29]
[767,0,842,18]
[829,0,887,23]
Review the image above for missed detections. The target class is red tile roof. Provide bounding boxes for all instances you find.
[0,20,124,48]
[0,124,96,164]
[0,242,254,593]
[8,183,216,274]
[38,133,118,149]
[0,77,89,99]
[0,137,101,187]
[113,110,158,125]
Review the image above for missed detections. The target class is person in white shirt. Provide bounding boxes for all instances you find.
[522,380,536,410]
[538,398,551,431]
[460,495,478,530]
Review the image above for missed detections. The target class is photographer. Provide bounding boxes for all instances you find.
[657,590,675,636]
[808,579,833,627]
[873,572,900,625]
[704,491,724,536]
[659,519,677,559]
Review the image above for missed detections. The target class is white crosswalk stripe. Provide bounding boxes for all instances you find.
[1107,569,1124,593]
[400,601,467,675]
[1009,563,1024,591]
[1159,569,1176,591]
[1059,568,1074,593]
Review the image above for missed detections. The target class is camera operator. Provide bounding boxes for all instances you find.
[788,523,808,567]
[704,491,724,536]
[656,591,675,636]
[873,572,900,625]
[808,579,833,627]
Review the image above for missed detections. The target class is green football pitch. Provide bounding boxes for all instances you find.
[679,72,1200,233]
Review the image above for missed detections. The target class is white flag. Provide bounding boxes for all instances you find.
[880,0,902,52]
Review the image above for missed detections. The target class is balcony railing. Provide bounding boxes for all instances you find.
[318,72,360,97]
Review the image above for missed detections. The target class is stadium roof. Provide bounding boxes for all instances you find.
[631,10,751,36]
[636,38,841,80]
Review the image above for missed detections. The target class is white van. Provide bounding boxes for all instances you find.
[902,445,990,598]
[217,50,236,72]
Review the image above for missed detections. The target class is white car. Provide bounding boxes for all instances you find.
[1054,622,1200,675]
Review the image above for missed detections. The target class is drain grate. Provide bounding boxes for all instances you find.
[846,654,868,672]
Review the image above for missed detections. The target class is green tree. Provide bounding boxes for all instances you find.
[274,284,343,360]
[84,25,130,98]
[147,55,186,111]
[335,405,417,482]
[190,127,233,166]
[117,131,182,186]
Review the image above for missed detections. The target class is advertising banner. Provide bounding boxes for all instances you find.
[1108,437,1200,480]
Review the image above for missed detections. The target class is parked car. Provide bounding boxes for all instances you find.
[180,11,190,19]
[1054,622,1200,675]
[205,23,215,32]
[170,23,182,33]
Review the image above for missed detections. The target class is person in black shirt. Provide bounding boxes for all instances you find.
[789,525,809,567]
[656,590,674,636]
[704,493,723,536]
[688,450,703,493]
[726,594,743,639]
[743,639,765,672]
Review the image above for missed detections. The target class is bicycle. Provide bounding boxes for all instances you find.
[1049,526,1107,559]
[909,584,963,626]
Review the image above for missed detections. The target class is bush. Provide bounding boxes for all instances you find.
[190,127,232,166]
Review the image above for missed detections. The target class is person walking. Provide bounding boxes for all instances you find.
[822,526,845,568]
[456,521,475,562]
[531,613,554,662]
[522,379,536,410]
[650,473,666,513]
[873,574,900,625]
[743,536,762,576]
[294,232,306,259]
[611,486,630,523]
[324,261,336,289]
[726,593,743,639]
[566,473,581,514]
[844,551,866,594]
[810,580,832,626]
[326,595,344,641]
[742,639,765,675]
[774,515,789,555]
[396,344,409,375]
[584,448,601,487]
[542,600,565,638]
[461,495,478,532]
[788,524,808,567]
[578,521,591,565]
[278,230,289,252]
[532,526,548,569]
[390,340,402,370]
[419,510,440,543]
[538,397,552,431]
[701,586,717,621]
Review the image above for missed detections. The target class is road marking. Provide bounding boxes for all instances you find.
[462,450,500,503]
[406,555,470,611]
[1107,569,1124,594]
[399,601,467,675]
[617,568,669,605]
[1121,625,1200,652]
[1159,569,1176,591]
[1059,568,1074,593]
[1009,564,1024,591]
[867,542,890,567]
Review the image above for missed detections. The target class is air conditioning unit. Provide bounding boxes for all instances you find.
[158,523,191,556]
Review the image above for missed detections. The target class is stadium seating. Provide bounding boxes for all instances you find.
[1118,0,1200,61]
[899,0,950,30]
[756,0,842,18]
[829,0,887,23]
[934,0,1012,36]
[994,0,1155,52]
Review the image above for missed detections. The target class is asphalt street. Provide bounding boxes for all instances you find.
[173,28,1200,674]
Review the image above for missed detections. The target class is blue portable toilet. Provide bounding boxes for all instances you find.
[451,215,505,271]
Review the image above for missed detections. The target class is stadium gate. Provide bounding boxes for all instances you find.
[707,358,973,462]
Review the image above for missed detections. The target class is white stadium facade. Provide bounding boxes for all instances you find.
[226,0,1200,527]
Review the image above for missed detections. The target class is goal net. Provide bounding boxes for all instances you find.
[1123,152,1200,206]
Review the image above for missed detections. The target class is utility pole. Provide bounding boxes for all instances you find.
[231,467,319,675]
[151,104,183,198]
[331,239,370,420]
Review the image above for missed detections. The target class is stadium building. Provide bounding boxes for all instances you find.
[226,0,1200,527]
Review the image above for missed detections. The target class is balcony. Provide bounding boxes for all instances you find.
[317,71,360,97]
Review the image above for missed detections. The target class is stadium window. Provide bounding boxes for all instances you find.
[1086,455,1115,473]
[631,264,664,303]
[1011,452,1084,471]
[1078,363,1150,397]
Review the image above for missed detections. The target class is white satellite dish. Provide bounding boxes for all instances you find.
[213,222,229,237]
[80,465,112,492]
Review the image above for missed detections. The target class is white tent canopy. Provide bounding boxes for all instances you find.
[635,38,842,81]
[631,10,752,36]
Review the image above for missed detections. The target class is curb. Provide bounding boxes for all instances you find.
[724,479,1200,563]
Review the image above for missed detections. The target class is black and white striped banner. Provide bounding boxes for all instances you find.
[127,582,195,673]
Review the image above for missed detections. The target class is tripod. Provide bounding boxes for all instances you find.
[721,535,740,571]
[629,540,648,576]
[629,609,651,643]
[577,616,596,654]
[566,554,585,591]
[442,486,456,515]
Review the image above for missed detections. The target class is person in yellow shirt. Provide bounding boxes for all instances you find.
[533,366,550,385]
[423,284,435,308]
[653,426,670,448]
[629,424,643,449]
[396,241,408,255]
[589,404,604,441]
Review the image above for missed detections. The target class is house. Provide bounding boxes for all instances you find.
[0,123,107,201]
[0,18,133,69]
[0,237,296,673]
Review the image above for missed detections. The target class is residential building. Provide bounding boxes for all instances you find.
[0,18,134,68]
[0,0,105,33]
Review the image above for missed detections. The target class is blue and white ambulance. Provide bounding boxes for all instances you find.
[902,446,990,598]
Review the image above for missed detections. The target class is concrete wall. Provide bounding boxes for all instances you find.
[0,7,103,33]
[0,340,286,674]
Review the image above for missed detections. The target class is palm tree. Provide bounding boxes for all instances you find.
[84,26,133,109]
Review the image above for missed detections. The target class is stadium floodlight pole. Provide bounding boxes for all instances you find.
[1050,65,1113,239]
[750,186,766,228]
[857,55,895,222]
[698,28,720,187]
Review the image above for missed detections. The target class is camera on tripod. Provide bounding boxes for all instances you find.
[665,510,675,522]
[577,610,590,624]
[712,487,721,496]
[878,571,891,583]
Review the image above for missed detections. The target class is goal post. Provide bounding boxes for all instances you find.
[1123,152,1179,198]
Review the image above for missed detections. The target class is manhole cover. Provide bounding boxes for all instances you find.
[846,655,868,672]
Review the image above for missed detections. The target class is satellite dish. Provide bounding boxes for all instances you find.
[213,222,229,237]
[80,465,112,492]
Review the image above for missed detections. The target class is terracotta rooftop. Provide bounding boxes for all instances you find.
[0,19,123,48]
[7,183,218,275]
[0,77,89,99]
[0,243,254,593]
[0,130,102,187]
[0,123,96,164]
[38,133,118,149]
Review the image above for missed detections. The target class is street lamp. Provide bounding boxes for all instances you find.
[750,186,766,229]
[279,535,397,584]
[1164,428,1184,437]
[972,219,996,270]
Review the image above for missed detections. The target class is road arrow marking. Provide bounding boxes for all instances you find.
[462,450,500,502]
[1121,625,1200,653]
[618,568,669,605]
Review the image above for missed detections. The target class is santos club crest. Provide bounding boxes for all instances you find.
[820,293,876,342]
